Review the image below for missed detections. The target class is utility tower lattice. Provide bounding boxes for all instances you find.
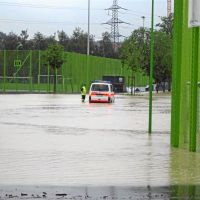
[167,0,172,16]
[104,0,129,49]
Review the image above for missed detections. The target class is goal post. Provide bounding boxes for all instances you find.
[37,75,65,92]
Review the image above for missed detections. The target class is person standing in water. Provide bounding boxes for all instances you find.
[81,84,87,102]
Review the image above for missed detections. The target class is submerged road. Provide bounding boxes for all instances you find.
[0,94,172,187]
[1,94,200,199]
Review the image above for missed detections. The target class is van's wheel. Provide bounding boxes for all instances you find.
[108,97,111,103]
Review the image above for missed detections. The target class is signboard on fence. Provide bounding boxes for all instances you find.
[189,0,200,27]
[14,60,22,69]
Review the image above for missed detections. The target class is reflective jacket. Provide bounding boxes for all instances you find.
[81,86,86,95]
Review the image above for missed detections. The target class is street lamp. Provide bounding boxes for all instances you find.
[148,0,155,134]
[87,0,90,56]
[86,0,91,88]
[16,42,23,60]
[141,16,145,28]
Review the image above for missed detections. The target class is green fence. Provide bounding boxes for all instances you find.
[171,0,200,152]
[0,50,149,93]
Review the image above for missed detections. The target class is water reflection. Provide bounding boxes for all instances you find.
[170,148,200,185]
[170,185,200,200]
[0,94,200,199]
[170,148,200,199]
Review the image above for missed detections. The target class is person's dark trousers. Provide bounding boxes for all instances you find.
[82,95,86,102]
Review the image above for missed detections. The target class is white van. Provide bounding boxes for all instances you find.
[89,81,115,103]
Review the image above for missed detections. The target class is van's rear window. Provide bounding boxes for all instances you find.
[91,84,109,91]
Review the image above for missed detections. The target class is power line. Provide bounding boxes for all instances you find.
[0,18,102,25]
[0,1,103,10]
[0,1,163,19]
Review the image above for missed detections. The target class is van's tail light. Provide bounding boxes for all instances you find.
[90,92,97,95]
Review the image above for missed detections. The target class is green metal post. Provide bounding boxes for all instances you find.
[189,28,199,152]
[171,0,183,148]
[62,78,65,93]
[62,52,65,93]
[47,64,50,93]
[86,55,90,89]
[29,51,33,92]
[56,68,58,93]
[148,0,155,134]
[3,50,6,92]
[38,50,41,92]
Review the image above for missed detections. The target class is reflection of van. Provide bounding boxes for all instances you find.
[89,81,115,103]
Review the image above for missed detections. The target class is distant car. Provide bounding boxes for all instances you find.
[89,81,115,103]
[145,84,156,91]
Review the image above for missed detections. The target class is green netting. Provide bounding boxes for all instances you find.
[0,50,149,93]
[171,0,200,152]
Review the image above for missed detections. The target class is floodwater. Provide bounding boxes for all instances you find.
[0,94,200,195]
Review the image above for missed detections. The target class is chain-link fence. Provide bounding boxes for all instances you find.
[0,50,149,93]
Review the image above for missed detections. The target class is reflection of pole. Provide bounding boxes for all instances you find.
[87,0,90,56]
[148,0,154,134]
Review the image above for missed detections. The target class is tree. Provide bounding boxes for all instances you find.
[154,31,172,91]
[19,30,29,49]
[0,32,6,49]
[4,32,19,50]
[156,13,173,38]
[120,27,172,92]
[70,27,88,54]
[45,44,65,93]
[0,28,121,58]
[97,32,117,58]
[120,29,144,94]
[33,32,56,50]
[57,30,70,51]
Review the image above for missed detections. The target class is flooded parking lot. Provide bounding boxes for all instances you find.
[0,94,200,199]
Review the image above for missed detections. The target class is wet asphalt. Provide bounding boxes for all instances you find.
[0,94,199,199]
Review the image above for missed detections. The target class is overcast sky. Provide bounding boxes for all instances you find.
[0,0,174,40]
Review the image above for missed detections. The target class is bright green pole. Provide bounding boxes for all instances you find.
[56,68,58,93]
[38,50,41,92]
[62,52,65,93]
[29,50,33,92]
[171,0,183,148]
[189,27,199,152]
[47,64,50,93]
[148,0,155,134]
[3,50,6,92]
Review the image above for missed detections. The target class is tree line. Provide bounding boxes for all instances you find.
[120,14,173,92]
[0,14,173,91]
[0,28,118,58]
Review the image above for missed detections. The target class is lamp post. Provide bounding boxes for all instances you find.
[87,0,90,56]
[141,16,145,29]
[148,0,155,134]
[86,0,91,88]
[16,43,23,60]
